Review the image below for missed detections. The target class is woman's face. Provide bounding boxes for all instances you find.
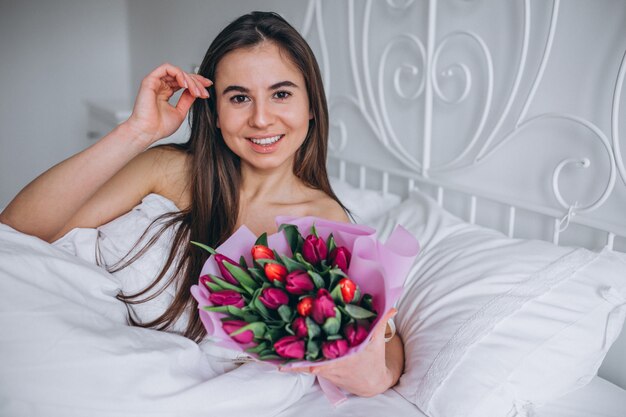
[214,42,312,172]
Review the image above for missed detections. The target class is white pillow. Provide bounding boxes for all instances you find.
[329,177,401,223]
[372,189,626,417]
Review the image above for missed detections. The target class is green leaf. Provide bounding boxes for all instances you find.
[294,253,314,270]
[255,232,268,247]
[322,316,341,335]
[345,304,377,320]
[361,294,374,311]
[202,305,230,314]
[306,338,320,361]
[209,275,246,294]
[230,322,267,339]
[239,255,249,270]
[190,241,217,255]
[326,334,344,341]
[278,224,302,255]
[246,342,268,354]
[311,223,318,237]
[328,268,347,289]
[224,262,258,291]
[255,259,282,267]
[330,282,344,304]
[248,267,268,284]
[278,304,293,322]
[326,233,336,254]
[280,255,307,273]
[259,354,281,361]
[308,270,325,289]
[305,317,321,339]
[264,326,285,343]
[205,282,223,293]
[252,296,273,321]
[226,305,248,318]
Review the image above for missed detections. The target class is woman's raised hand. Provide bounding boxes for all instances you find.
[124,63,212,147]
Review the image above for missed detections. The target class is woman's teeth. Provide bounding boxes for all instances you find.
[249,135,282,145]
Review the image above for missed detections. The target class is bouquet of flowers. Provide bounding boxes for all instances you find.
[190,216,419,400]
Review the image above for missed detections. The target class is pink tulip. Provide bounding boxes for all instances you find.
[329,246,351,274]
[259,288,289,309]
[208,290,245,308]
[312,288,336,324]
[214,254,241,285]
[274,335,305,359]
[292,317,308,338]
[322,339,349,359]
[302,235,327,264]
[285,270,315,295]
[222,320,254,344]
[344,323,369,347]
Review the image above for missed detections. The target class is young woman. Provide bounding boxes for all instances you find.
[0,11,403,397]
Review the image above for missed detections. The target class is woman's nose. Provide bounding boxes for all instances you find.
[249,101,274,128]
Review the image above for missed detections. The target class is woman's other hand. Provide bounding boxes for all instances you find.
[283,308,403,398]
[125,63,212,147]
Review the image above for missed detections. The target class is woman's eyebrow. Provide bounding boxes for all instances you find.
[222,81,299,96]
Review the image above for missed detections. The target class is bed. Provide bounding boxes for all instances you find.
[1,0,625,416]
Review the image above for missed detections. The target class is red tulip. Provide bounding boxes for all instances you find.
[251,245,274,261]
[274,335,305,359]
[302,235,327,264]
[264,263,288,283]
[292,317,308,338]
[339,278,357,303]
[312,288,336,324]
[344,323,369,347]
[223,320,254,344]
[259,288,289,309]
[329,247,351,274]
[214,254,240,285]
[285,270,315,295]
[322,339,349,359]
[297,297,313,316]
[208,290,244,308]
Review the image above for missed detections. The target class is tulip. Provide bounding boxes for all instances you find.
[199,274,212,288]
[223,320,254,344]
[259,288,289,309]
[322,339,349,359]
[329,247,351,274]
[302,235,328,264]
[292,317,308,338]
[312,288,336,324]
[274,335,305,359]
[264,263,288,283]
[208,290,245,308]
[285,270,315,295]
[214,254,241,285]
[297,297,313,316]
[251,245,274,261]
[339,278,357,303]
[344,323,369,347]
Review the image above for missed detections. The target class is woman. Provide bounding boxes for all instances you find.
[0,11,403,397]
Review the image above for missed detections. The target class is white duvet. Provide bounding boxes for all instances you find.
[0,223,316,417]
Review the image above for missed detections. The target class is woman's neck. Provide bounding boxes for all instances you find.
[239,160,304,204]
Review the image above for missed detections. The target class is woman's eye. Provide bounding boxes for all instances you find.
[230,95,249,104]
[274,91,292,100]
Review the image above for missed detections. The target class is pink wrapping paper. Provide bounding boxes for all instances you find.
[190,216,419,404]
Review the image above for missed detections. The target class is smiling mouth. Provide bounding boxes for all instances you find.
[247,135,283,146]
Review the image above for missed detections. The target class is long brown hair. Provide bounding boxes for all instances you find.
[113,11,348,342]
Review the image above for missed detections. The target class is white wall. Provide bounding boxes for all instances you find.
[0,0,131,208]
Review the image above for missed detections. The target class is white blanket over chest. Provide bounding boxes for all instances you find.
[0,196,314,417]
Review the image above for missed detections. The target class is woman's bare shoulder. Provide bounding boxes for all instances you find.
[306,189,350,223]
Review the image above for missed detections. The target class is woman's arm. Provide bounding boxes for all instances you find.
[0,64,211,242]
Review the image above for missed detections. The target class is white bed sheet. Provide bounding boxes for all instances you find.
[275,376,626,417]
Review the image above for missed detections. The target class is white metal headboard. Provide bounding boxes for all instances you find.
[300,0,626,253]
